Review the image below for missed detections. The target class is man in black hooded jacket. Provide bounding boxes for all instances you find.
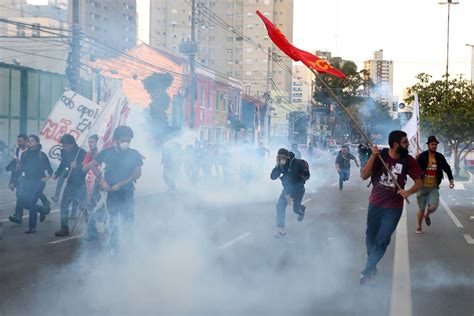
[270,148,309,237]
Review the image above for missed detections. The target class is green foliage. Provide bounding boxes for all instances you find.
[143,72,174,136]
[405,73,474,176]
[312,59,393,140]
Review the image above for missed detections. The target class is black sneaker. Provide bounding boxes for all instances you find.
[297,206,306,222]
[25,229,37,234]
[9,215,22,224]
[425,216,431,226]
[360,274,371,285]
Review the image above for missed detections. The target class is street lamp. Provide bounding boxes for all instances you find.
[438,0,459,84]
[466,43,474,85]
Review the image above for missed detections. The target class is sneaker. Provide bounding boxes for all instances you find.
[359,274,371,285]
[25,229,37,234]
[274,229,287,238]
[54,228,70,237]
[297,206,306,222]
[425,216,431,226]
[9,215,22,224]
[416,227,423,234]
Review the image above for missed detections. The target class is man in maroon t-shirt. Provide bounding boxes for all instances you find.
[359,130,423,285]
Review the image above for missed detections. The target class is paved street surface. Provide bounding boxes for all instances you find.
[0,157,473,315]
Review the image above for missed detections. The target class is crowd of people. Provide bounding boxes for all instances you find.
[3,126,142,254]
[1,127,457,286]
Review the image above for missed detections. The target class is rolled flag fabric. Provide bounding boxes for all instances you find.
[402,92,421,156]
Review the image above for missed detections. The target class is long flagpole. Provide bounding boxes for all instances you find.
[310,68,410,203]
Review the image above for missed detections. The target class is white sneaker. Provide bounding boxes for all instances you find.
[275,228,287,238]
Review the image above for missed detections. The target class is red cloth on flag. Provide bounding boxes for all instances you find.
[256,10,346,79]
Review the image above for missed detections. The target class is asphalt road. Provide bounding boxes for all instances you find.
[0,157,473,315]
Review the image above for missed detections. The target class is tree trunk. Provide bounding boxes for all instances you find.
[453,141,460,177]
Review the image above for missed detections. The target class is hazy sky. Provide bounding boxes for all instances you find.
[29,0,474,97]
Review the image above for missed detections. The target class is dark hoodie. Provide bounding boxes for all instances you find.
[270,152,307,189]
[55,144,87,186]
[20,145,53,181]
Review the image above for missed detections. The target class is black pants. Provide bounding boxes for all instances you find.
[21,179,46,231]
[107,190,134,250]
[14,178,49,218]
[60,183,85,229]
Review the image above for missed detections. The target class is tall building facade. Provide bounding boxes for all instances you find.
[364,49,394,116]
[291,63,312,110]
[69,0,138,58]
[149,0,293,99]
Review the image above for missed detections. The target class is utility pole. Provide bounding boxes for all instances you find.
[189,0,197,129]
[263,47,272,145]
[66,0,80,92]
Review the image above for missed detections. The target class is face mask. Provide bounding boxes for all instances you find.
[119,142,130,150]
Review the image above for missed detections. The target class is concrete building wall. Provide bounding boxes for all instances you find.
[364,49,394,116]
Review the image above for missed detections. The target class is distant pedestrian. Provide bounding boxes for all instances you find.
[54,134,87,237]
[18,135,53,234]
[415,136,454,234]
[291,143,302,159]
[359,130,422,285]
[270,148,310,237]
[161,141,182,192]
[335,145,359,190]
[91,126,143,253]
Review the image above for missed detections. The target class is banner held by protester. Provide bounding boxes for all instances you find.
[39,90,104,165]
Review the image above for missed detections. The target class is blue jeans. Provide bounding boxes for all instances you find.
[276,185,305,229]
[338,169,350,189]
[362,204,403,276]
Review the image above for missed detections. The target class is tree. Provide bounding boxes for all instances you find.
[405,73,474,177]
[312,59,394,141]
[144,72,174,138]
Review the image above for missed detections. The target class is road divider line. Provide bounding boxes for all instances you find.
[463,234,474,245]
[302,198,312,205]
[48,234,84,245]
[440,197,464,228]
[390,205,412,316]
[218,232,252,250]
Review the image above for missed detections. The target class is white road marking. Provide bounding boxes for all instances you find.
[302,198,312,205]
[455,202,461,205]
[331,182,338,187]
[48,234,84,245]
[218,232,252,250]
[463,234,474,245]
[1,209,60,223]
[390,205,412,316]
[359,207,365,210]
[440,197,464,228]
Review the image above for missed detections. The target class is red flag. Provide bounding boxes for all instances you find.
[296,49,347,79]
[256,10,346,79]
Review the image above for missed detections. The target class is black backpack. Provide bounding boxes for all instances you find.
[369,148,408,188]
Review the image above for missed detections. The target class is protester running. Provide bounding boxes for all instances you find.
[335,145,359,190]
[415,135,454,234]
[17,135,53,234]
[270,148,310,238]
[359,130,423,285]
